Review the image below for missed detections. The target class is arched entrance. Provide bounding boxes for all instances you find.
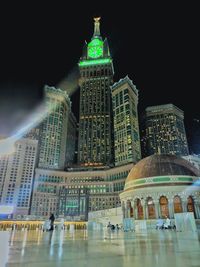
[187,196,196,218]
[127,200,134,218]
[174,195,183,213]
[147,197,156,219]
[130,204,134,218]
[159,196,169,218]
[136,199,144,219]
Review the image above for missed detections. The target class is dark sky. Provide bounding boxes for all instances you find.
[0,2,199,152]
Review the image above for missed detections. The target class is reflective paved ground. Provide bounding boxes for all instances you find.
[1,228,200,267]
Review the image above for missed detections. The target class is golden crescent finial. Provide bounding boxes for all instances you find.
[94,17,101,22]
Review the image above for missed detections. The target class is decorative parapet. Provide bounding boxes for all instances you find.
[111,75,138,95]
[44,85,71,107]
[124,175,200,191]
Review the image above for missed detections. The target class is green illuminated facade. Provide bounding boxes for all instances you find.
[78,18,114,166]
[59,188,89,220]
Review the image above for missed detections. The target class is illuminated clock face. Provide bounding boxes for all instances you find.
[88,38,103,58]
[88,46,103,58]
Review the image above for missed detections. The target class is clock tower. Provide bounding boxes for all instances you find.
[78,17,114,167]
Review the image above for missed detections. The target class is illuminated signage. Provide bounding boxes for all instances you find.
[0,205,14,214]
[79,58,111,67]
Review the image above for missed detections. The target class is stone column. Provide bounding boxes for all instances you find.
[194,201,200,219]
[134,202,138,220]
[154,201,160,219]
[197,201,200,219]
[124,208,127,218]
[131,201,135,219]
[141,199,145,219]
[182,200,187,213]
[127,202,131,218]
[125,205,129,218]
[145,204,149,220]
[122,202,126,219]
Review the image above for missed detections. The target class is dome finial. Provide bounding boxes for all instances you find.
[93,17,101,38]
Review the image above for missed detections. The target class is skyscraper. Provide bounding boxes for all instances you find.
[78,17,114,167]
[0,138,38,218]
[38,85,71,170]
[111,76,141,166]
[23,126,40,141]
[65,112,77,168]
[141,104,189,157]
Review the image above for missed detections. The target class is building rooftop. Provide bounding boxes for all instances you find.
[111,75,138,95]
[126,154,200,183]
[145,104,184,117]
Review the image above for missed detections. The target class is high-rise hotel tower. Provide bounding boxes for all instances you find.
[141,104,189,157]
[78,18,114,167]
[38,85,71,170]
[111,76,141,166]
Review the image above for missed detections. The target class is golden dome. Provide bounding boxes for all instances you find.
[126,154,199,183]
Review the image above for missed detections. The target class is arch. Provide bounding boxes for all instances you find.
[187,196,196,218]
[173,195,183,213]
[136,198,144,219]
[126,200,134,218]
[159,196,169,218]
[146,197,156,219]
[130,202,134,218]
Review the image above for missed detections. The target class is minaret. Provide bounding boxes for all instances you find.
[78,18,114,167]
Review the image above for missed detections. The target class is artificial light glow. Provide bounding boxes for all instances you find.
[0,104,47,156]
[88,38,103,47]
[88,46,103,58]
[87,38,103,58]
[56,67,79,96]
[0,97,65,157]
[0,137,16,156]
[79,58,111,67]
[0,205,14,214]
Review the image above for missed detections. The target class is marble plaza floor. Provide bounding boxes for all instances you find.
[1,228,200,267]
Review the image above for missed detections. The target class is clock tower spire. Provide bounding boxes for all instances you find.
[78,18,114,167]
[93,17,101,38]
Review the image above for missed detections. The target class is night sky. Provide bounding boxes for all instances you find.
[0,3,199,153]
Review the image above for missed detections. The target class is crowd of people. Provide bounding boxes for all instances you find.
[1,213,176,232]
[156,216,176,230]
[107,216,176,232]
[107,222,121,231]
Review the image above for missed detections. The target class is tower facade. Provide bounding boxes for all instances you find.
[0,138,38,217]
[65,112,77,168]
[38,85,71,170]
[111,76,141,166]
[141,104,189,157]
[78,18,114,167]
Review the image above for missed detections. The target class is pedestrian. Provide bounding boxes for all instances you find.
[156,216,164,229]
[49,213,55,231]
[111,224,115,230]
[116,224,120,230]
[107,222,112,228]
[163,216,171,229]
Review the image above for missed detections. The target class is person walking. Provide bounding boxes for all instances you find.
[164,216,171,229]
[49,213,55,231]
[156,216,164,229]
